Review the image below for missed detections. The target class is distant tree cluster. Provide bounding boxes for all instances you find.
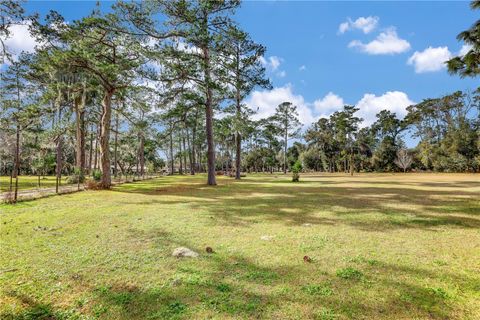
[291,90,479,174]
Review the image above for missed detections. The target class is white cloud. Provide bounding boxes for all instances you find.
[339,16,379,34]
[299,65,306,71]
[260,55,282,71]
[407,46,452,73]
[356,91,414,126]
[269,56,281,70]
[314,92,344,116]
[246,86,414,130]
[339,22,350,34]
[2,21,38,62]
[245,84,314,126]
[348,28,410,55]
[459,44,472,57]
[260,55,286,78]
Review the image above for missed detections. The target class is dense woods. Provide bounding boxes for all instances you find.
[1,0,479,197]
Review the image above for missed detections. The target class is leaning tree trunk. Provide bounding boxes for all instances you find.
[203,46,216,185]
[99,89,113,189]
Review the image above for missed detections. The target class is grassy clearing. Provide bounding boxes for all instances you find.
[0,173,479,319]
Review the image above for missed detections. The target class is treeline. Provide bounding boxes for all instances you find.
[234,90,479,174]
[300,90,479,173]
[1,0,479,196]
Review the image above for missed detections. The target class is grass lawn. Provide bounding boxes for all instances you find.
[0,173,479,319]
[0,176,64,192]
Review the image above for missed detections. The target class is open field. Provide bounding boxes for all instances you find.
[0,173,479,319]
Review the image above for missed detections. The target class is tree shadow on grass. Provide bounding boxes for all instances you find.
[3,230,477,319]
[111,176,480,231]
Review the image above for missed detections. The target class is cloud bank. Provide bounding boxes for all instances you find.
[245,85,415,128]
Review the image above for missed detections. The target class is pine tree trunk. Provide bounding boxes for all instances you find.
[89,125,94,174]
[94,125,99,171]
[234,48,242,180]
[186,128,193,175]
[190,115,197,175]
[235,87,241,180]
[284,129,288,174]
[204,46,216,185]
[179,134,183,175]
[350,146,354,176]
[74,99,85,180]
[114,112,119,178]
[13,124,20,202]
[99,90,113,188]
[169,122,174,175]
[139,134,145,177]
[235,132,241,180]
[182,132,187,174]
[56,134,62,193]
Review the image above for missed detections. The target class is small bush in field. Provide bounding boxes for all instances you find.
[292,160,303,182]
[67,168,85,184]
[92,169,102,181]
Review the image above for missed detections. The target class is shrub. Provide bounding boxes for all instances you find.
[66,173,85,184]
[92,169,102,181]
[85,180,102,190]
[292,160,303,182]
[67,168,86,184]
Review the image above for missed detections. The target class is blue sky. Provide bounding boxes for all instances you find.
[5,1,478,144]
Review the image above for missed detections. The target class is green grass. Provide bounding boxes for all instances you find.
[0,173,479,319]
[0,176,63,192]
